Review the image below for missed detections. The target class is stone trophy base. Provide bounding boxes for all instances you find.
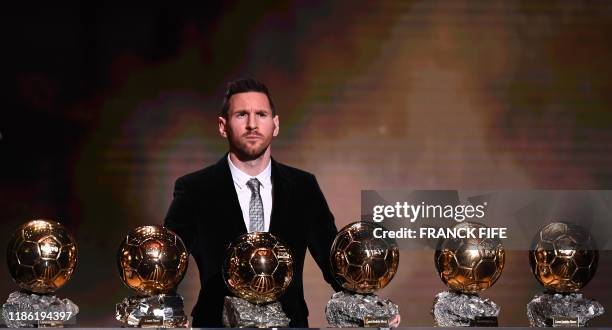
[1,290,79,328]
[527,292,604,327]
[325,291,399,327]
[115,293,188,328]
[432,290,499,327]
[222,296,290,328]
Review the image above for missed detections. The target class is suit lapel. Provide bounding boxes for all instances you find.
[214,155,290,238]
[269,158,291,235]
[214,155,248,238]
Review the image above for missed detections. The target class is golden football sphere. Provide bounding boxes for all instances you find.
[117,225,189,295]
[7,219,78,294]
[529,222,598,293]
[223,232,294,304]
[330,221,399,294]
[435,222,505,294]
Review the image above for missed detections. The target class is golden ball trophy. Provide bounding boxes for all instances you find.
[326,221,400,327]
[222,232,294,328]
[116,225,189,328]
[527,222,604,327]
[2,219,79,327]
[432,221,505,327]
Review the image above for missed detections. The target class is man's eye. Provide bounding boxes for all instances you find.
[236,112,246,117]
[258,112,267,117]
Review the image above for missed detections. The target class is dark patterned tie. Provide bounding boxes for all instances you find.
[246,178,264,232]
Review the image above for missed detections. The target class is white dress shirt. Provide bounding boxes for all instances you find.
[228,154,272,232]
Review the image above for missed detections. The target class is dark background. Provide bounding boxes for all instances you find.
[1,1,612,326]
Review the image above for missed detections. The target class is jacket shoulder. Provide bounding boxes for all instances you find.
[274,161,317,183]
[174,163,219,189]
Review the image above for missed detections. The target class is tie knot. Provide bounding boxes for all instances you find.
[246,178,260,193]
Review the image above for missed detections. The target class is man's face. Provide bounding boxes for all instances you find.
[218,91,279,160]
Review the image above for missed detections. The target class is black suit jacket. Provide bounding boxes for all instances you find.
[164,155,342,327]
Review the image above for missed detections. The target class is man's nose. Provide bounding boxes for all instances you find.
[247,113,257,129]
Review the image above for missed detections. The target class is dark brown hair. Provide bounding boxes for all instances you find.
[220,78,276,118]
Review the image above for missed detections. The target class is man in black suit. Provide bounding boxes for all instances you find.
[164,78,342,327]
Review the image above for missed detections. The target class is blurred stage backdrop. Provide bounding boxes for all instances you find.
[2,1,612,327]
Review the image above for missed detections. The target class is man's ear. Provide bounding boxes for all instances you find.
[273,115,280,137]
[218,116,228,138]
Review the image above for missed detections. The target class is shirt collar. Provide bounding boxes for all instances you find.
[227,154,272,190]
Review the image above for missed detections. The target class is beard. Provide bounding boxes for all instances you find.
[229,134,272,161]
